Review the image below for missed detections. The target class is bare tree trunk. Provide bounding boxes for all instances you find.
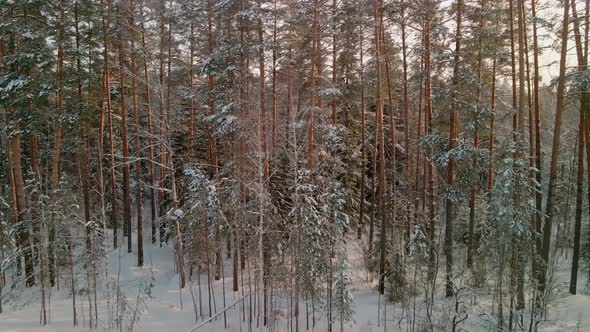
[307,0,319,170]
[0,246,3,315]
[530,0,544,295]
[467,0,485,269]
[129,0,143,266]
[272,0,278,155]
[207,0,219,181]
[48,0,66,287]
[444,0,462,298]
[75,2,93,326]
[540,0,569,297]
[257,0,269,323]
[189,21,195,155]
[158,6,166,245]
[139,3,157,245]
[374,0,387,295]
[487,19,499,191]
[7,136,34,286]
[118,21,132,253]
[569,0,589,294]
[204,1,222,281]
[423,13,436,283]
[39,214,48,326]
[103,0,118,249]
[2,28,35,289]
[331,0,337,125]
[29,111,45,321]
[570,111,585,294]
[369,134,378,253]
[400,0,411,254]
[51,0,65,190]
[29,131,41,263]
[414,53,425,253]
[358,25,366,240]
[67,234,77,327]
[515,0,527,310]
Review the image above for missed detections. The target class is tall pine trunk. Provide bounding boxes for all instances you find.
[331,0,337,125]
[444,0,462,298]
[531,0,543,286]
[467,0,485,269]
[139,3,157,245]
[570,111,585,294]
[400,1,411,253]
[358,25,366,240]
[541,0,570,298]
[75,2,94,326]
[568,0,589,294]
[129,0,143,266]
[103,0,118,249]
[118,23,132,253]
[257,0,269,323]
[374,0,387,295]
[2,29,35,288]
[423,13,435,283]
[48,0,67,287]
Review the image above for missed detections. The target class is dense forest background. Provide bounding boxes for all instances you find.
[1,0,590,331]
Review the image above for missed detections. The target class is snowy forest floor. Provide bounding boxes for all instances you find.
[1,230,590,332]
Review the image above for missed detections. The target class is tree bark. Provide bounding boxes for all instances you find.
[48,0,67,287]
[129,0,143,266]
[400,0,411,253]
[139,3,157,245]
[374,0,387,295]
[541,0,570,297]
[467,0,485,269]
[358,25,366,240]
[2,31,35,288]
[487,52,497,190]
[307,0,319,170]
[530,0,543,283]
[7,135,35,286]
[568,0,589,294]
[331,0,337,125]
[444,0,462,298]
[423,13,436,283]
[118,21,132,253]
[515,0,527,310]
[272,0,278,155]
[257,0,269,323]
[570,111,585,294]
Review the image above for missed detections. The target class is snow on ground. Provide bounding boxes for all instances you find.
[1,231,590,332]
[537,255,590,332]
